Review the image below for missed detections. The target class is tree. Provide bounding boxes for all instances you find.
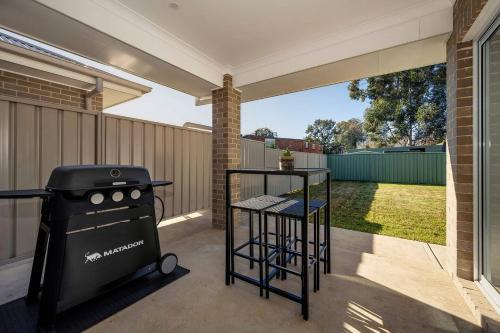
[348,63,446,146]
[305,119,340,153]
[253,127,276,138]
[335,118,366,151]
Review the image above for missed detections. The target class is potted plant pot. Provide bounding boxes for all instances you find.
[280,148,295,171]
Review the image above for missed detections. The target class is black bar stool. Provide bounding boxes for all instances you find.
[292,198,327,290]
[263,199,321,299]
[230,195,286,296]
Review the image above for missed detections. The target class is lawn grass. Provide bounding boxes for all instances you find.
[290,181,446,245]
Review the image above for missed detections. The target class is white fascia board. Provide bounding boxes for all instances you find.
[35,0,228,87]
[103,81,142,97]
[0,48,95,85]
[233,4,452,87]
[0,48,144,97]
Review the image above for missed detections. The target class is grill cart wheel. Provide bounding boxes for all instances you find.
[158,253,178,275]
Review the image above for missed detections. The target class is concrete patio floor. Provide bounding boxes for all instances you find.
[0,210,480,332]
[98,210,479,333]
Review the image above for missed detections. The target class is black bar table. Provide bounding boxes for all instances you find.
[225,168,331,320]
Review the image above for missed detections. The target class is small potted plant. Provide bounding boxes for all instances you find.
[280,147,294,171]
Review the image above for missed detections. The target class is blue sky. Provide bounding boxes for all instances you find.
[2,29,369,139]
[241,84,369,138]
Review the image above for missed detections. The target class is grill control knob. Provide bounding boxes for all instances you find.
[130,189,141,200]
[111,190,124,202]
[89,192,104,205]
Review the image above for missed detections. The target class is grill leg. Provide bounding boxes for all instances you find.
[249,211,254,269]
[38,213,67,331]
[27,199,51,303]
[27,224,49,303]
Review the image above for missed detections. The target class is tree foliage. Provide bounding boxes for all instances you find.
[348,63,446,146]
[305,119,340,153]
[253,127,276,138]
[305,118,367,153]
[335,118,366,152]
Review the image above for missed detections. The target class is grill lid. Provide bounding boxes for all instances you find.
[46,165,152,191]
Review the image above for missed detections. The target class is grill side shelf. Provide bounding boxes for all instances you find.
[152,180,173,187]
[0,189,54,199]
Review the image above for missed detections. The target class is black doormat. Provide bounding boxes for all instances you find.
[0,266,189,333]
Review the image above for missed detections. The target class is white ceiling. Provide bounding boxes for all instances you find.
[118,0,432,68]
[0,0,453,102]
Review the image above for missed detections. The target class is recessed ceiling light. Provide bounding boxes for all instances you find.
[168,3,179,10]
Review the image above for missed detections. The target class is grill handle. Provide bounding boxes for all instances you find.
[152,180,173,187]
[0,189,54,199]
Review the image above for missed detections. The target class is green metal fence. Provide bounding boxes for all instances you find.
[327,152,446,185]
[346,144,445,154]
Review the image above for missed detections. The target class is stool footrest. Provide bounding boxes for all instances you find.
[269,263,301,277]
[234,251,261,263]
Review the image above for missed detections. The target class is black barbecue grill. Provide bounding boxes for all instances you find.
[0,165,176,331]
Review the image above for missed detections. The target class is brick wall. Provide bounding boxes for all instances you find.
[212,74,241,229]
[276,138,323,154]
[446,0,487,280]
[0,70,103,112]
[243,135,324,154]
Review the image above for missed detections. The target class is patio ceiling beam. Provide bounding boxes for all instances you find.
[237,34,449,103]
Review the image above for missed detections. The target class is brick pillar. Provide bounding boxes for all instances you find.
[447,39,474,280]
[212,74,241,229]
[446,0,487,281]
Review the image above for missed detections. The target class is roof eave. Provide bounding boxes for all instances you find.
[0,40,151,94]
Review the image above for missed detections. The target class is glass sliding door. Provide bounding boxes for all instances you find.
[480,14,500,308]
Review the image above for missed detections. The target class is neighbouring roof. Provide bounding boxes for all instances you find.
[277,137,322,145]
[243,134,322,146]
[0,32,81,66]
[0,30,151,108]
